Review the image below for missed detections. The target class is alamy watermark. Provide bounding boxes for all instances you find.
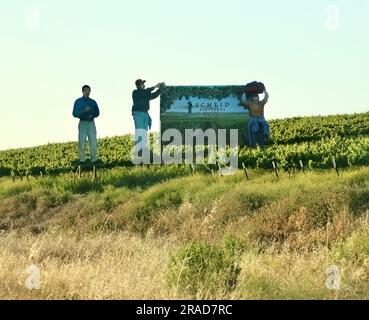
[325,5,341,31]
[26,265,41,290]
[131,128,240,169]
[25,5,41,31]
[325,265,341,290]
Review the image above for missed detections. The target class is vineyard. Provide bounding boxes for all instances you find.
[1,112,369,177]
[268,112,369,144]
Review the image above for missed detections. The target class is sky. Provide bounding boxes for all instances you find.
[0,0,368,150]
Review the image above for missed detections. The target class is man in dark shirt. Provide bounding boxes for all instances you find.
[132,79,165,154]
[73,85,100,164]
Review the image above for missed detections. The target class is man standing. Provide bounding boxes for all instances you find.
[132,79,165,154]
[242,89,270,148]
[73,85,100,164]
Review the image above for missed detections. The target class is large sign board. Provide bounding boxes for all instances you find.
[160,86,249,146]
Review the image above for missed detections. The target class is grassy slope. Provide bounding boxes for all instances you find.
[1,165,369,299]
[2,111,369,176]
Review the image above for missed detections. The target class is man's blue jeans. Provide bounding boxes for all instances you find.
[249,116,269,148]
[132,111,152,152]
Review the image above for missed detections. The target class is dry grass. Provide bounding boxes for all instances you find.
[0,231,182,300]
[1,166,369,299]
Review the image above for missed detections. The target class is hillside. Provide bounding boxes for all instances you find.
[1,112,369,300]
[1,112,369,177]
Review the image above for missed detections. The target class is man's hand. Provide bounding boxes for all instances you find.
[155,82,166,89]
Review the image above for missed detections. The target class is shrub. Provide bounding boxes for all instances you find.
[333,229,369,262]
[166,236,246,298]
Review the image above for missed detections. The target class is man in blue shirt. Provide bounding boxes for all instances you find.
[73,85,100,164]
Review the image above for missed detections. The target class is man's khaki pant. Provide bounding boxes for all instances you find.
[78,120,98,162]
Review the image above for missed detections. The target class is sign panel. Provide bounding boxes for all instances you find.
[160,86,249,145]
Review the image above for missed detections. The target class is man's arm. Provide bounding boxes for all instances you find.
[146,83,161,93]
[149,88,162,100]
[93,100,100,118]
[149,83,165,100]
[133,83,163,100]
[72,100,81,118]
[261,90,269,105]
[241,93,249,109]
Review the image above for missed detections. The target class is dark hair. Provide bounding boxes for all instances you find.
[82,85,91,92]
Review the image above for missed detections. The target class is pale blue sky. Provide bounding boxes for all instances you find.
[0,0,368,150]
